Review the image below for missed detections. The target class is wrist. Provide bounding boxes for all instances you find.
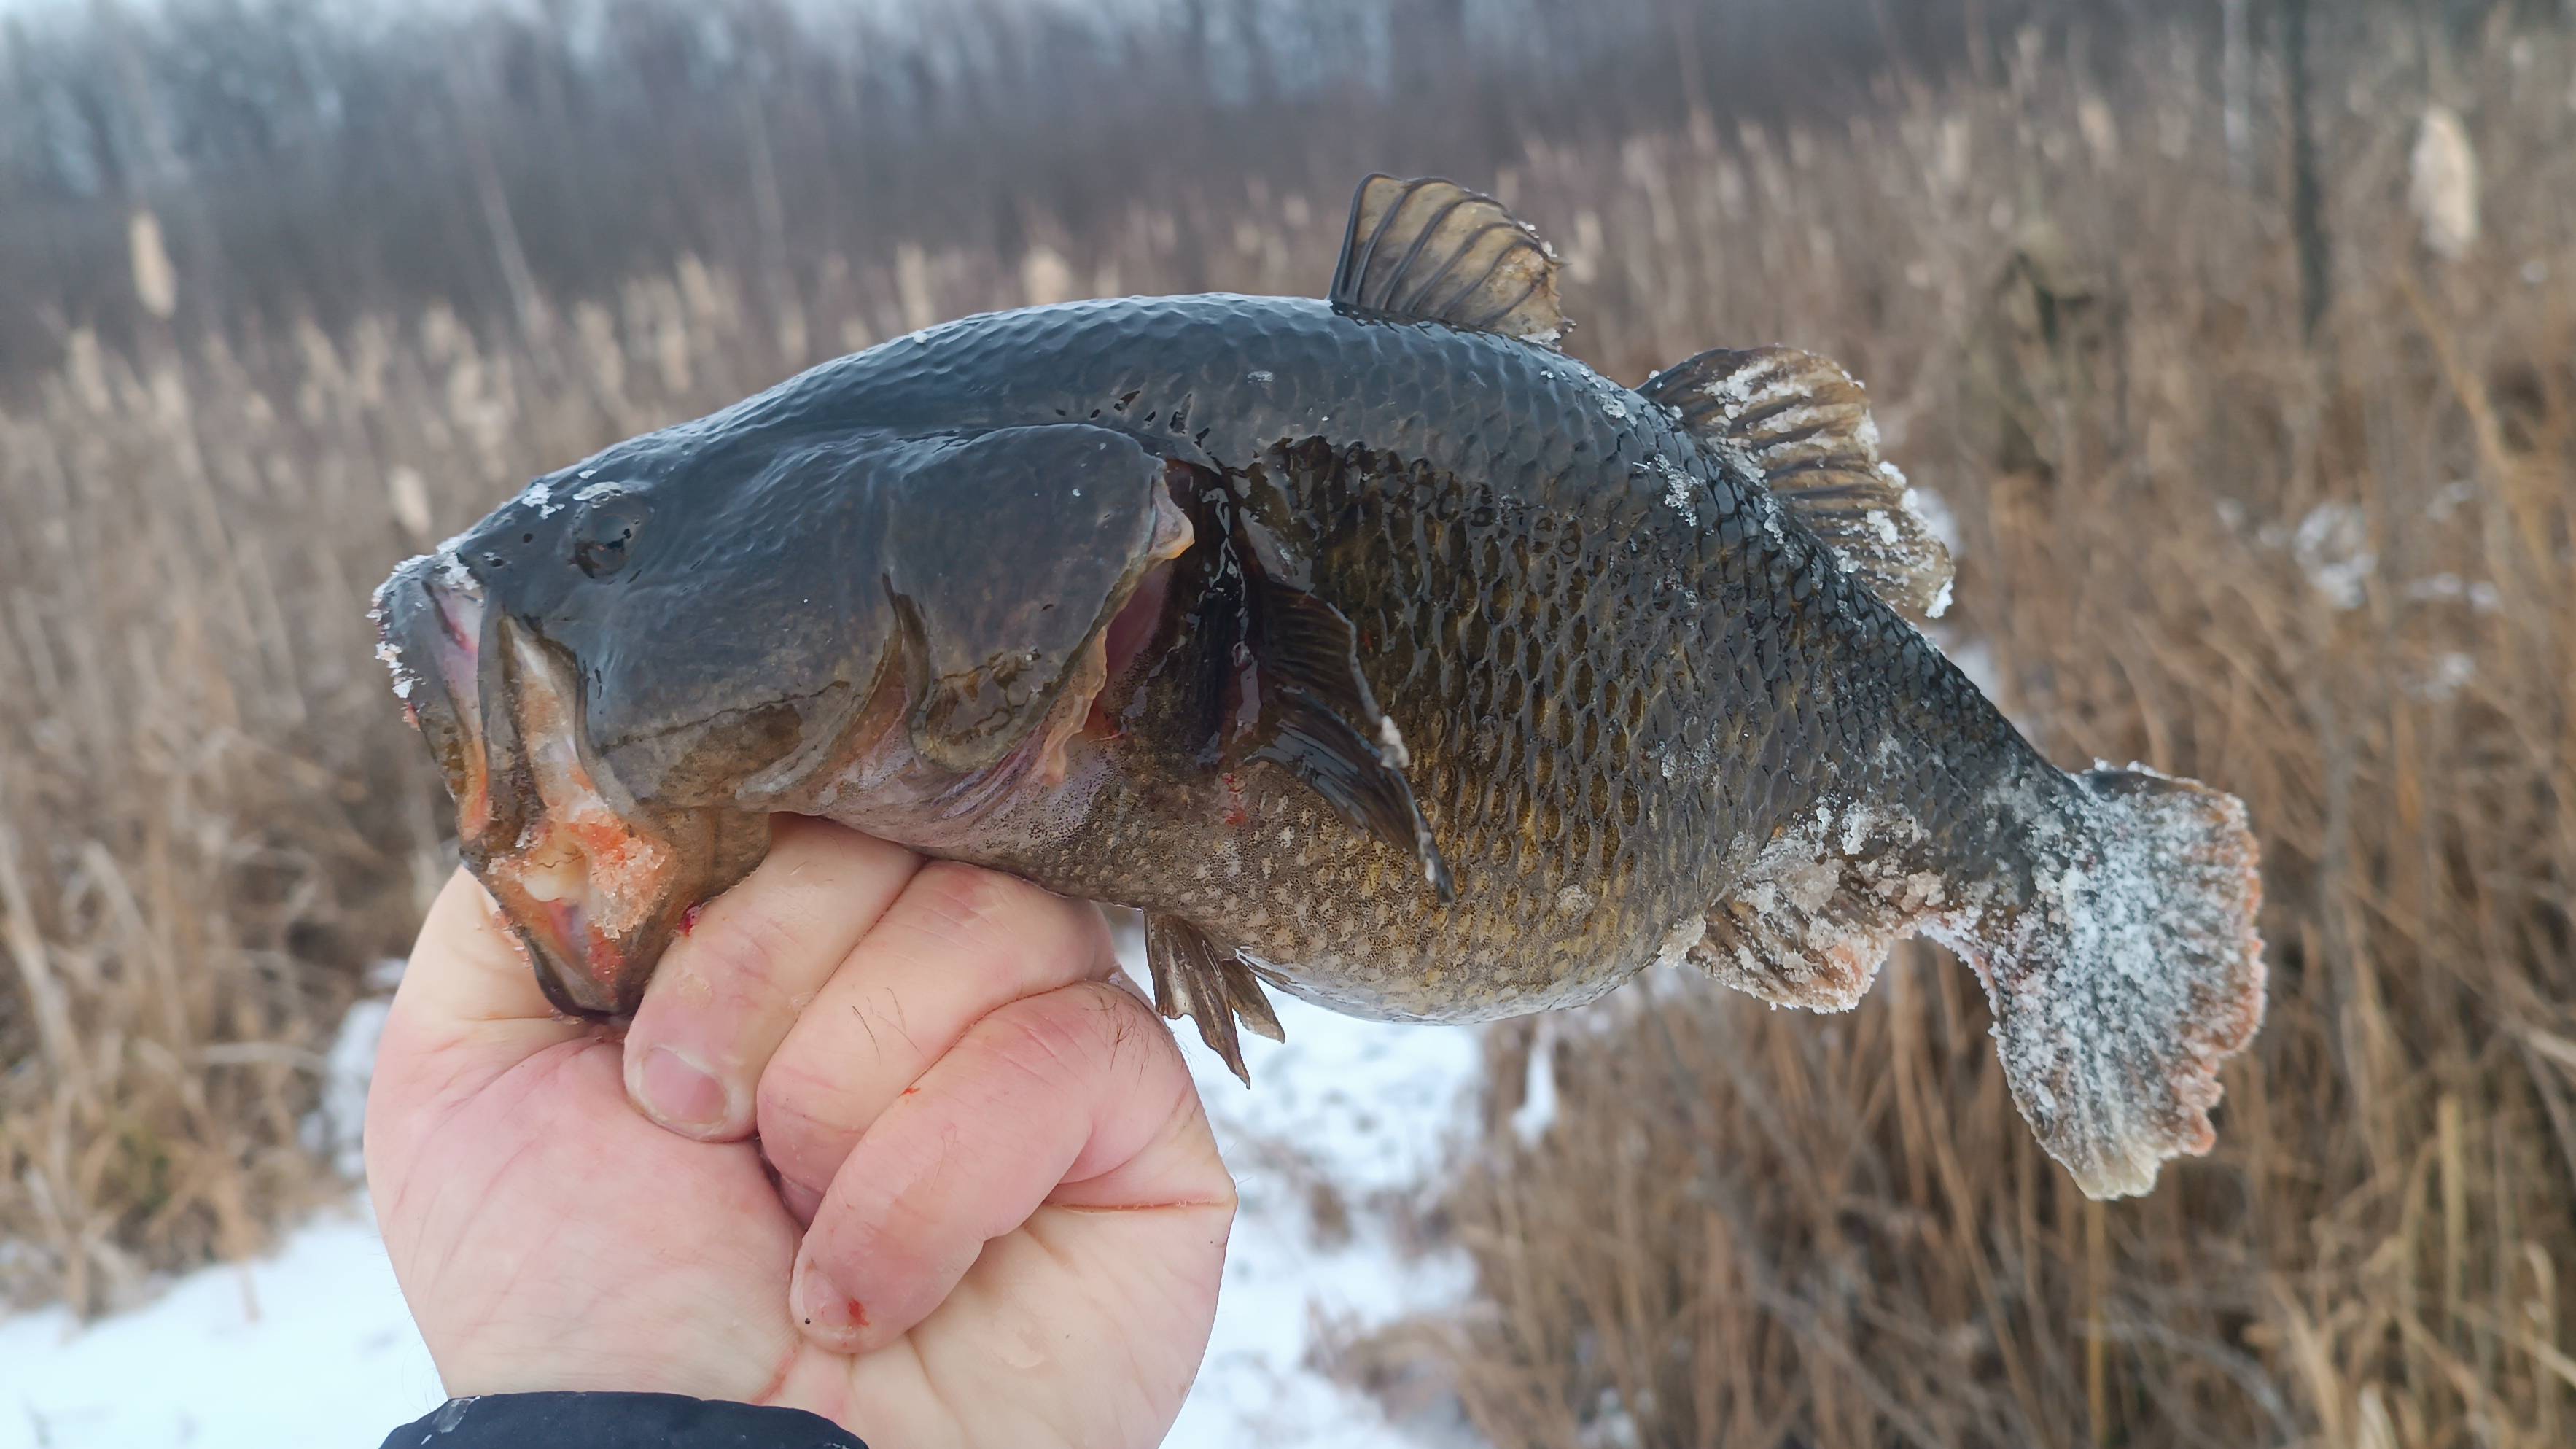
[383,1392,865,1449]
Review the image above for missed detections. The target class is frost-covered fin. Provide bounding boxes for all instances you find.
[1638,346,1953,621]
[1688,769,2265,1200]
[1240,584,1457,903]
[1145,912,1283,1085]
[1329,174,1567,347]
[1934,766,2266,1200]
[1688,804,1951,1012]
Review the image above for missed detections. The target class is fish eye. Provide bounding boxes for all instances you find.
[572,494,653,579]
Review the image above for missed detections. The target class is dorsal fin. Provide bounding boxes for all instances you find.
[1329,174,1567,347]
[1639,346,1954,621]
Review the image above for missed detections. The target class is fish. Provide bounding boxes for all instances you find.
[374,174,2265,1200]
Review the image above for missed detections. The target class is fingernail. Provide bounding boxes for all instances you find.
[634,1044,731,1135]
[793,1252,867,1345]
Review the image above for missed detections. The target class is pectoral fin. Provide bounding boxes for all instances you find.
[1237,583,1455,903]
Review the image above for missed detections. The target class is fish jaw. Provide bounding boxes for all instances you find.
[376,553,503,842]
[377,555,767,1015]
[479,622,687,1014]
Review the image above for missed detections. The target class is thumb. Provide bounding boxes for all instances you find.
[367,869,589,1171]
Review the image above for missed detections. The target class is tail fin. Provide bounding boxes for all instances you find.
[1943,765,2266,1199]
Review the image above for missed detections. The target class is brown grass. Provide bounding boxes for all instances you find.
[4,9,2572,1445]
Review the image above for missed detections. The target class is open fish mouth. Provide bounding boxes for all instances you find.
[376,554,740,1016]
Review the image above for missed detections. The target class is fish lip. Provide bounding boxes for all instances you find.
[378,554,500,836]
[378,553,680,1016]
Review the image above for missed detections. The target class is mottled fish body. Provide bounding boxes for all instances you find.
[377,177,2264,1198]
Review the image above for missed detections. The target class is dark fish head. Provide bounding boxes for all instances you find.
[371,472,778,1017]
[375,416,1195,1014]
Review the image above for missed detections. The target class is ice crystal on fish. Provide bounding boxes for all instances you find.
[1930,766,2263,1197]
[431,549,478,597]
[374,637,413,700]
[1751,489,1791,552]
[1652,457,1699,527]
[1899,481,1958,555]
[1693,796,1937,1013]
[1652,916,1707,969]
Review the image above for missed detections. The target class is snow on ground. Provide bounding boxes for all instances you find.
[0,945,1485,1449]
[1164,987,1483,1449]
[0,1200,443,1449]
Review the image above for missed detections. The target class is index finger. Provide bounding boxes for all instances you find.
[789,977,1231,1354]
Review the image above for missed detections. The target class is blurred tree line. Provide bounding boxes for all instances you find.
[0,0,2550,378]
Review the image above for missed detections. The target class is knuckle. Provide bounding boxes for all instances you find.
[902,861,1036,939]
[1076,979,1149,1041]
[754,1062,865,1182]
[887,867,1106,994]
[1076,977,1163,1053]
[980,986,1113,1085]
[677,903,801,1000]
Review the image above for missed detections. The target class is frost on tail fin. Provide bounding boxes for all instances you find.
[1939,766,2267,1200]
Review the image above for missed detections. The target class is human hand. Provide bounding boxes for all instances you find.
[365,818,1234,1448]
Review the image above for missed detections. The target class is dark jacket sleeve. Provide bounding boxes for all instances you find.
[380,1393,866,1448]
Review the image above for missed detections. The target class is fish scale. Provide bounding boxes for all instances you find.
[375,175,2266,1200]
[1010,394,1883,1022]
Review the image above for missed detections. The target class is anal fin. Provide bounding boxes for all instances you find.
[1693,886,1939,1013]
[1686,813,1953,1012]
[1145,912,1284,1085]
